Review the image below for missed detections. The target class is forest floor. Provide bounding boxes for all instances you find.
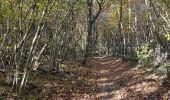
[1,57,170,99]
[89,57,170,100]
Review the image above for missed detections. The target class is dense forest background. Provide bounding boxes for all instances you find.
[0,0,170,99]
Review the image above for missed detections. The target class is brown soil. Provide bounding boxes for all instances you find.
[1,57,170,100]
[88,57,170,100]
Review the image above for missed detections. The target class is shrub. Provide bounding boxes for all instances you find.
[136,43,153,67]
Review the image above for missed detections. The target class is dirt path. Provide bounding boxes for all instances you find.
[89,57,170,100]
[2,56,169,99]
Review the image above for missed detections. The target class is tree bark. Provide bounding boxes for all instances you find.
[82,0,104,65]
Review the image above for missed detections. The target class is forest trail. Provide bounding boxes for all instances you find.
[88,57,170,100]
[1,57,170,99]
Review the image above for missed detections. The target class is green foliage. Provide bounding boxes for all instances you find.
[136,43,153,67]
[1,0,12,17]
[128,50,138,62]
[155,64,167,75]
[165,32,170,41]
[96,43,106,55]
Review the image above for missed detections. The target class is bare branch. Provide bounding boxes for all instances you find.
[92,0,106,23]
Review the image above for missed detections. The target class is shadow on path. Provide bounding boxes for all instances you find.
[89,57,168,100]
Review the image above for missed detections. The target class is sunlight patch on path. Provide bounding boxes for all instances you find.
[97,77,114,99]
[93,56,106,59]
[97,63,114,99]
[100,69,110,74]
[115,59,121,62]
[90,57,166,99]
